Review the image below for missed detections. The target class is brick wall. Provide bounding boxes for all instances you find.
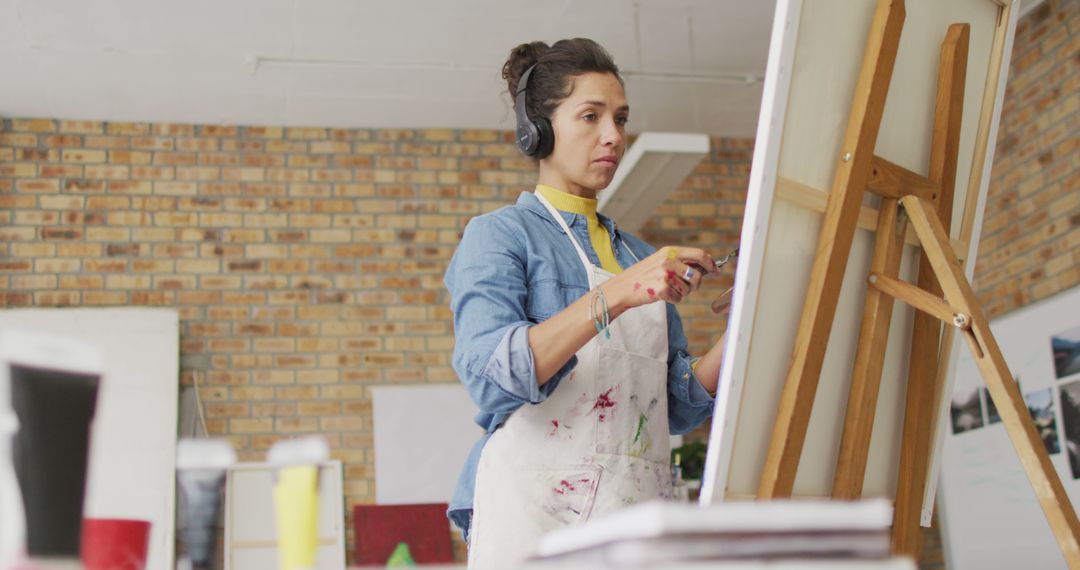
[973,0,1079,320]
[0,119,748,564]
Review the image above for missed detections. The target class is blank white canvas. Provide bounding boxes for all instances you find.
[372,384,482,505]
[0,308,178,570]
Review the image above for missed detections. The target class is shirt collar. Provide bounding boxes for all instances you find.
[516,190,620,238]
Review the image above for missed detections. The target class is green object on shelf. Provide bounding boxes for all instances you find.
[671,442,707,480]
[386,542,416,567]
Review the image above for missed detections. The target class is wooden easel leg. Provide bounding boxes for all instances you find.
[891,253,942,557]
[891,24,969,557]
[758,0,906,499]
[902,195,1080,566]
[833,198,906,499]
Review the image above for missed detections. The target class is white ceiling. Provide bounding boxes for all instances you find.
[0,0,775,136]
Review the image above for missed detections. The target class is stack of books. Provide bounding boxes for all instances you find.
[529,498,913,568]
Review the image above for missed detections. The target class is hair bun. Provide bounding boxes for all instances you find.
[502,41,550,96]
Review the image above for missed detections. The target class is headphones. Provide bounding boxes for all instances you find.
[514,64,555,159]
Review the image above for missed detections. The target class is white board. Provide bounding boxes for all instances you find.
[0,308,179,570]
[702,0,1018,515]
[939,285,1080,569]
[372,384,482,505]
[371,384,686,506]
[224,461,345,570]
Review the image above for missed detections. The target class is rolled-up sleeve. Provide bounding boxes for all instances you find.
[446,216,570,424]
[665,303,716,434]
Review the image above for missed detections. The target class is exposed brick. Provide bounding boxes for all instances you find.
[975,0,1080,319]
[110,150,153,165]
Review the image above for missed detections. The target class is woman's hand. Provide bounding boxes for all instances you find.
[605,246,718,315]
[529,245,717,386]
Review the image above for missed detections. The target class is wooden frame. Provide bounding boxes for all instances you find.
[699,0,1036,557]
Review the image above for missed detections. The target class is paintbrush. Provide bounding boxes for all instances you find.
[709,247,739,314]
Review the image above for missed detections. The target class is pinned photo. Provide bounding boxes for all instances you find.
[1057,380,1080,478]
[950,384,984,435]
[1024,388,1060,455]
[1051,326,1080,380]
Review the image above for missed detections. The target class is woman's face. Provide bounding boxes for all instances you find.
[540,72,628,198]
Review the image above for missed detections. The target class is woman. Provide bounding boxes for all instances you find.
[444,38,727,566]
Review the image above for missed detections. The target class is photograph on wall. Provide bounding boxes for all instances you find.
[1024,388,1060,455]
[1058,380,1080,478]
[1051,325,1080,380]
[951,383,984,435]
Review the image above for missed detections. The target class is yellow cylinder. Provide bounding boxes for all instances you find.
[273,465,319,570]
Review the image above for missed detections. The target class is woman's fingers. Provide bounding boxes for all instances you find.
[662,269,689,297]
[666,246,717,274]
[660,259,703,292]
[624,246,724,306]
[660,283,684,304]
[675,261,704,291]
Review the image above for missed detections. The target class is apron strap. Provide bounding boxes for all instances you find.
[534,192,645,285]
[534,192,598,289]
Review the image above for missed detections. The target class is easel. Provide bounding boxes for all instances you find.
[755,0,1080,565]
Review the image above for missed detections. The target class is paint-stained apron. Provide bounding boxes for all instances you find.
[467,193,673,567]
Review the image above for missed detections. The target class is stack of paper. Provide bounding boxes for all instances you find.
[530,499,898,567]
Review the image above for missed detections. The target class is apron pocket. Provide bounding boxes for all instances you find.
[515,464,602,526]
[594,346,669,464]
[469,463,601,566]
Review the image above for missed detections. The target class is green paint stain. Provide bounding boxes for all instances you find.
[633,413,648,444]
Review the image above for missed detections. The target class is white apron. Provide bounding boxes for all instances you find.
[467,194,673,567]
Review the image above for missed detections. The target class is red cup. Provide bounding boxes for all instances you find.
[81,518,151,570]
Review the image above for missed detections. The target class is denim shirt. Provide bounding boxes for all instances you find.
[443,190,716,540]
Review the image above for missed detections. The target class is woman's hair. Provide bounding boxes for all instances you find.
[501,38,622,124]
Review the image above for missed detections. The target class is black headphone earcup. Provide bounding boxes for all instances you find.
[516,119,541,157]
[534,117,554,160]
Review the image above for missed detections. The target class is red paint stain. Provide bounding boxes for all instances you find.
[634,282,641,291]
[555,479,591,495]
[593,388,616,422]
[666,270,677,280]
[548,419,560,437]
[647,288,656,297]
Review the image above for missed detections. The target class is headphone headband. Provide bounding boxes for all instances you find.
[516,64,537,98]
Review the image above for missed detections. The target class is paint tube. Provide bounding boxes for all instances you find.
[267,437,329,570]
[175,439,236,570]
[0,330,103,570]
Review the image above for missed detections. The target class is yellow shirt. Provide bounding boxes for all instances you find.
[535,185,621,274]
